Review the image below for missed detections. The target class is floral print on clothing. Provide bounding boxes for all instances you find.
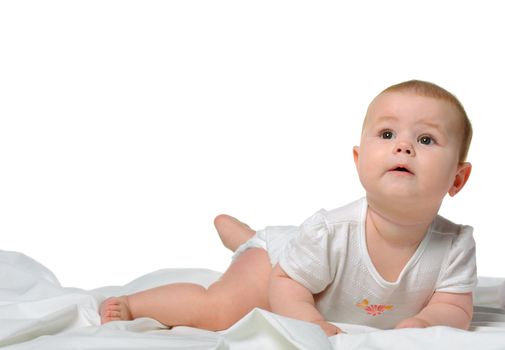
[356,299,393,316]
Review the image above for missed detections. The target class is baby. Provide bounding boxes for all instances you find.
[100,80,477,335]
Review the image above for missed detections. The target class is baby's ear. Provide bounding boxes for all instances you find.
[448,162,472,197]
[353,146,360,168]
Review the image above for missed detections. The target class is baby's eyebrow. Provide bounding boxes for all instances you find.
[372,115,445,133]
[417,119,445,134]
[374,115,398,124]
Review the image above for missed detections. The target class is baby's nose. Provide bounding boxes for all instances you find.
[394,141,415,156]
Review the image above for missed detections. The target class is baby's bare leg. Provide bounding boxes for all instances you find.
[214,214,255,252]
[100,248,271,330]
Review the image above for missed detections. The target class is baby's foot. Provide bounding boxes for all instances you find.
[100,296,133,324]
[214,214,255,252]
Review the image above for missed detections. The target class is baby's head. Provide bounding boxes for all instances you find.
[362,80,472,164]
[354,80,473,222]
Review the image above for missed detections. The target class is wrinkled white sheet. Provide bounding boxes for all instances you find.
[1,250,504,349]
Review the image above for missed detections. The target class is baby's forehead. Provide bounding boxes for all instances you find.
[363,91,462,129]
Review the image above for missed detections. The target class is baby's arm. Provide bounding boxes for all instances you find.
[269,264,342,335]
[395,291,473,330]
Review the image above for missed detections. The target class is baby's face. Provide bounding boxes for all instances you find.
[354,91,467,212]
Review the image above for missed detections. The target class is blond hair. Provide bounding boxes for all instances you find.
[365,80,472,163]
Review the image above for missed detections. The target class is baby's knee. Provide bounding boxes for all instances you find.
[210,309,241,330]
[195,293,245,330]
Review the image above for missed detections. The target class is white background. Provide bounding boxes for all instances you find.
[1,1,504,289]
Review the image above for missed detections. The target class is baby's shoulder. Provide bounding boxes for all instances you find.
[431,214,473,238]
[320,198,365,226]
[304,198,364,234]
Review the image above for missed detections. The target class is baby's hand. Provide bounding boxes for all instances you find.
[395,317,430,329]
[313,320,344,336]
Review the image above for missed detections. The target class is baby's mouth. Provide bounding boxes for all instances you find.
[389,165,414,175]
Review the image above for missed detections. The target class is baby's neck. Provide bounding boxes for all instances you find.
[366,206,431,248]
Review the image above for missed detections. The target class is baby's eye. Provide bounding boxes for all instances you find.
[380,130,394,139]
[418,135,435,145]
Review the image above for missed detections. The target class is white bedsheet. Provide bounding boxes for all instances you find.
[1,250,504,349]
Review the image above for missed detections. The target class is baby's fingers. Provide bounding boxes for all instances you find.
[314,320,345,336]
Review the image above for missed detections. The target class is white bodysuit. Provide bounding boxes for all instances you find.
[233,198,477,329]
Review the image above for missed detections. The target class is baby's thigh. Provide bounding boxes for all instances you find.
[210,248,272,313]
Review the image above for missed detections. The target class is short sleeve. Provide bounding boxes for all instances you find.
[278,210,336,294]
[435,225,478,293]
